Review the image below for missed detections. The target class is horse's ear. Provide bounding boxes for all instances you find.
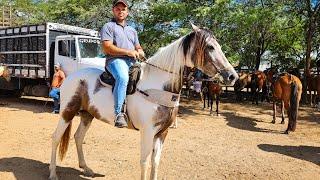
[190,22,200,32]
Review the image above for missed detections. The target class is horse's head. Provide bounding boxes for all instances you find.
[182,24,238,86]
[0,66,11,82]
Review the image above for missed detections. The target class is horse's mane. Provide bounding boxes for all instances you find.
[147,36,186,77]
[147,28,214,77]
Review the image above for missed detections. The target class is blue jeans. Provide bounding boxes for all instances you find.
[49,88,60,112]
[106,58,134,115]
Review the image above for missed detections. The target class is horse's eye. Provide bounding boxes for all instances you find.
[207,45,215,51]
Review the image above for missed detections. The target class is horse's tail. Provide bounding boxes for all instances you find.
[59,122,72,161]
[289,82,299,131]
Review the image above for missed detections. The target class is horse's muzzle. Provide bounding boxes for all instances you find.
[220,70,238,86]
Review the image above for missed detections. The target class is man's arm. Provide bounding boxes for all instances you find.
[57,71,66,87]
[102,41,140,59]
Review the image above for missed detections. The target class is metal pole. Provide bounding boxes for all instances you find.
[2,6,4,27]
[9,5,12,26]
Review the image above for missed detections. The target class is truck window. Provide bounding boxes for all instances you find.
[70,40,76,58]
[58,40,69,56]
[58,40,76,58]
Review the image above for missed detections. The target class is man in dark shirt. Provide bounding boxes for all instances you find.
[100,0,144,128]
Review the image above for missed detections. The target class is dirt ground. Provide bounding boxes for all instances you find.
[0,94,319,180]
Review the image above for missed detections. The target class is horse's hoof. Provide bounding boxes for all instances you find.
[49,174,59,180]
[217,114,220,117]
[281,121,285,124]
[284,130,289,134]
[83,167,95,177]
[271,120,275,124]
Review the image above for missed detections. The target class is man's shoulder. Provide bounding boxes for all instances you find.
[126,25,138,33]
[102,22,116,29]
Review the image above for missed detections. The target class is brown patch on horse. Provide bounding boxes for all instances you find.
[181,29,213,68]
[88,105,101,120]
[62,80,89,122]
[93,79,104,94]
[153,106,175,138]
[79,110,94,126]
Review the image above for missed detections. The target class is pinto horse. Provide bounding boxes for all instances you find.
[266,70,302,134]
[0,65,10,82]
[202,80,222,116]
[49,24,238,180]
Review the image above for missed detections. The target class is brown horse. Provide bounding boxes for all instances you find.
[251,70,267,105]
[202,80,222,116]
[268,72,302,134]
[306,69,320,106]
[234,71,252,101]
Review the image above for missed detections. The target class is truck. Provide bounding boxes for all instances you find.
[0,22,105,97]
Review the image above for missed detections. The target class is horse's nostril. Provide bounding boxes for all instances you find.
[229,74,235,81]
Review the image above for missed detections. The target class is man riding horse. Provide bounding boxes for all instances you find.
[101,0,145,128]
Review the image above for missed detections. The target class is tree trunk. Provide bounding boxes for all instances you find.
[302,13,315,104]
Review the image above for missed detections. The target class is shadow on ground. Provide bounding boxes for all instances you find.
[0,157,105,180]
[222,112,282,134]
[258,144,320,166]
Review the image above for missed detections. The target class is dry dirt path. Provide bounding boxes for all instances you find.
[0,96,319,180]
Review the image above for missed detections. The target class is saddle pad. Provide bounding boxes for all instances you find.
[139,89,180,108]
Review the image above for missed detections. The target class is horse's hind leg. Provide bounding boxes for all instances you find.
[216,94,220,116]
[49,118,71,180]
[75,111,94,177]
[150,131,168,180]
[272,100,276,124]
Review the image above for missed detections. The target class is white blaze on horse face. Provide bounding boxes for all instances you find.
[204,37,238,85]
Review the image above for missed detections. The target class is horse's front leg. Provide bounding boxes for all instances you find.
[49,118,71,180]
[280,101,285,124]
[272,100,276,124]
[75,112,94,177]
[150,131,168,180]
[140,128,155,180]
[209,95,213,115]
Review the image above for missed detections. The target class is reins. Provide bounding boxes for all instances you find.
[138,56,180,76]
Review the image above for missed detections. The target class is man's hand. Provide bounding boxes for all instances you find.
[137,49,146,61]
[127,50,140,59]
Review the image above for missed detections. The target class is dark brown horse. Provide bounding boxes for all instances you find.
[202,80,222,116]
[306,69,320,106]
[251,70,267,105]
[266,70,302,134]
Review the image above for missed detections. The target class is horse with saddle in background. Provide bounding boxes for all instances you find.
[49,24,239,180]
[265,68,302,134]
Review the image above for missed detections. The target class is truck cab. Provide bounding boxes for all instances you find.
[55,35,105,76]
[0,22,106,97]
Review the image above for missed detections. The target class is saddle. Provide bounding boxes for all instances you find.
[99,63,141,95]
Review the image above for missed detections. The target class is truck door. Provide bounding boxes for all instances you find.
[56,39,77,76]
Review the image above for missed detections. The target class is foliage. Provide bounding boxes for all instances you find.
[2,0,319,71]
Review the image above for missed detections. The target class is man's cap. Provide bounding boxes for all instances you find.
[54,63,61,68]
[113,0,128,7]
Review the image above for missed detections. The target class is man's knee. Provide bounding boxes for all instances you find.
[115,74,129,85]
